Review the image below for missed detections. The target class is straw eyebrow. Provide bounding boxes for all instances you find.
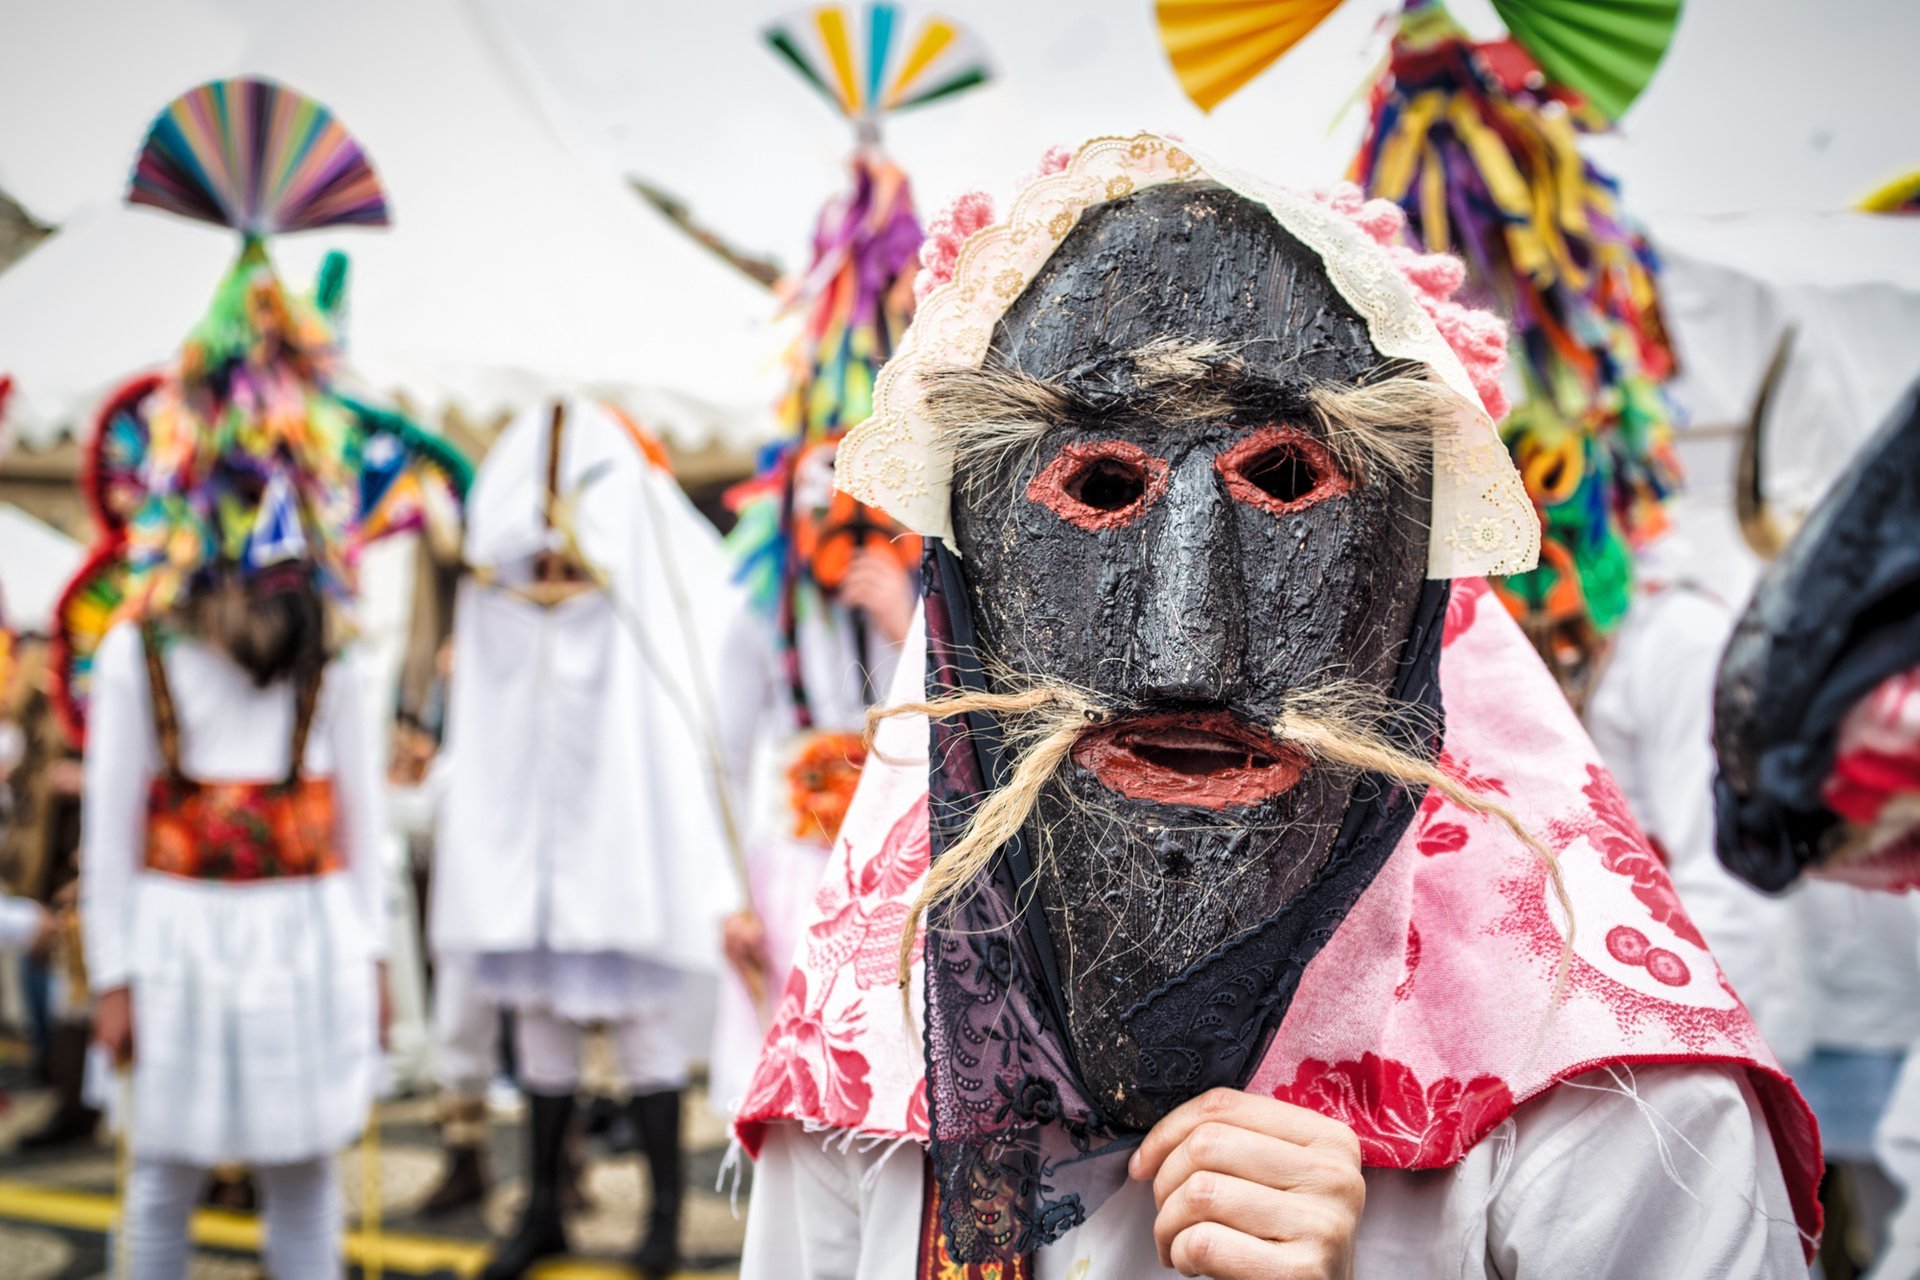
[925,339,1450,494]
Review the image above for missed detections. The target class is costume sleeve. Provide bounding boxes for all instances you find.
[1487,1064,1807,1277]
[325,651,391,959]
[0,894,44,952]
[738,1125,924,1280]
[79,623,155,992]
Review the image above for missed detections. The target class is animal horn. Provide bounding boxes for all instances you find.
[1736,328,1796,561]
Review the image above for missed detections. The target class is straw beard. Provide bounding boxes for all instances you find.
[879,667,1569,1096]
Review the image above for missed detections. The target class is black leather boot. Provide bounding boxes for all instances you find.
[630,1089,683,1280]
[421,1143,489,1218]
[421,1093,490,1217]
[479,1091,574,1280]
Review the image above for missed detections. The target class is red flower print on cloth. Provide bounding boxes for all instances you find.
[1574,765,1707,950]
[741,968,874,1130]
[1393,924,1422,1002]
[1273,1053,1515,1167]
[1417,820,1469,857]
[808,794,931,990]
[1442,576,1490,647]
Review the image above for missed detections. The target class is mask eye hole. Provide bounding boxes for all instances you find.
[1217,426,1350,516]
[1071,457,1147,511]
[1028,440,1169,531]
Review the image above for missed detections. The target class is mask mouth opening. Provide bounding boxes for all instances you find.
[1072,710,1307,809]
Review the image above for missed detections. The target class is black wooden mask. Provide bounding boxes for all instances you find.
[943,183,1441,1128]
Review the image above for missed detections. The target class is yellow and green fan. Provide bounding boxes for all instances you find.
[1157,0,1681,120]
[764,3,992,123]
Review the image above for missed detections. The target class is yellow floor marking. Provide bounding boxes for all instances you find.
[0,1178,734,1278]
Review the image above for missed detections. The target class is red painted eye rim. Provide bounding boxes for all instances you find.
[1214,425,1350,517]
[1026,439,1170,531]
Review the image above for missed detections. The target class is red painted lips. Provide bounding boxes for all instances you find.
[1072,711,1307,809]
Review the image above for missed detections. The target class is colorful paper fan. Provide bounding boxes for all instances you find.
[1156,0,1343,112]
[50,544,131,744]
[1860,170,1920,214]
[1156,0,1679,120]
[82,374,163,535]
[127,77,390,236]
[765,4,991,122]
[1488,0,1681,123]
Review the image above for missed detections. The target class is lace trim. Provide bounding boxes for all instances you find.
[836,132,1540,579]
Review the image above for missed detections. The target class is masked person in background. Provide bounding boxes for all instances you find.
[732,135,1821,1279]
[78,83,394,1279]
[432,398,737,1280]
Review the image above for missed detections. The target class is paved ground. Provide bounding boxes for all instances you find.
[0,1059,750,1279]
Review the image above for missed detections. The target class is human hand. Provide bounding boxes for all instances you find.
[836,551,915,646]
[93,985,135,1067]
[1130,1087,1365,1280]
[46,758,85,797]
[722,909,770,1009]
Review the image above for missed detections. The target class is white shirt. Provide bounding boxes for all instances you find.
[739,1065,1806,1279]
[79,622,388,989]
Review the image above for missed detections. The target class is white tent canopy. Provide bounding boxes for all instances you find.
[0,0,781,452]
[1648,209,1920,602]
[489,0,1920,274]
[0,503,84,634]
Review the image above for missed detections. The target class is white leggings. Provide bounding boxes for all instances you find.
[433,950,499,1097]
[122,1155,339,1280]
[514,1007,690,1096]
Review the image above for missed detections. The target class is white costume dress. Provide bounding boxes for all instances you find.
[80,623,385,1166]
[431,397,737,1088]
[741,1065,1805,1278]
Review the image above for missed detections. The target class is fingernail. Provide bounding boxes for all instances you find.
[1127,1150,1142,1179]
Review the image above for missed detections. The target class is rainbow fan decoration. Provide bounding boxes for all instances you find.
[1860,170,1920,214]
[1157,0,1680,121]
[733,5,972,724]
[127,77,390,236]
[764,3,991,123]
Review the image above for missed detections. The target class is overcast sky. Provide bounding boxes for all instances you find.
[489,0,1920,273]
